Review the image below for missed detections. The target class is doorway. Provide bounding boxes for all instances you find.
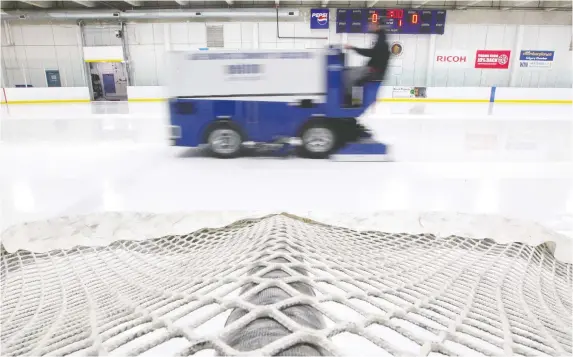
[89,62,128,101]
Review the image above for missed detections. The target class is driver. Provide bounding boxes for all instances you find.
[343,22,390,106]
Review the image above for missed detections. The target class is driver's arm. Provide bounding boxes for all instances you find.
[350,46,375,57]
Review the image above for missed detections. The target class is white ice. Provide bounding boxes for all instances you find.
[0,101,571,240]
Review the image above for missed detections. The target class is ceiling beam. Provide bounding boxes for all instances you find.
[501,1,536,10]
[20,1,52,8]
[414,0,431,8]
[124,0,142,5]
[367,1,380,7]
[507,0,537,7]
[72,1,96,7]
[457,0,485,10]
[545,0,571,11]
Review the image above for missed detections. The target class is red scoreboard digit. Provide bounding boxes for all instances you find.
[386,9,404,19]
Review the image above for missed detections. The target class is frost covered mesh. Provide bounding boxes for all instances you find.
[1,214,572,356]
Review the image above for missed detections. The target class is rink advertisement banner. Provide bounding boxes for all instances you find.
[310,9,329,29]
[519,50,554,69]
[392,87,427,99]
[434,50,470,67]
[474,50,511,69]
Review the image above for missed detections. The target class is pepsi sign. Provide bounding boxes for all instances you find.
[310,9,329,29]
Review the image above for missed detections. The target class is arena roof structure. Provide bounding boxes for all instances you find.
[1,0,571,12]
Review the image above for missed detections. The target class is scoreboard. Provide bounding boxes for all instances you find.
[336,9,446,34]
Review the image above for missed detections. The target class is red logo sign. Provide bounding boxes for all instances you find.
[436,55,467,63]
[475,50,511,69]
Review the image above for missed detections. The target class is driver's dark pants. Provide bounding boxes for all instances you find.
[344,66,382,105]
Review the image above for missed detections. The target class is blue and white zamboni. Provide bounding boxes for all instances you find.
[167,46,388,160]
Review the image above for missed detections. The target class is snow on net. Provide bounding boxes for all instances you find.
[1,214,571,356]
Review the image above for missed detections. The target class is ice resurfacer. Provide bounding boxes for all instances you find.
[167,46,388,160]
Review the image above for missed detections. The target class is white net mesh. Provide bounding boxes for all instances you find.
[1,214,571,356]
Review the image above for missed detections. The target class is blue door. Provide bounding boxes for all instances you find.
[102,73,116,94]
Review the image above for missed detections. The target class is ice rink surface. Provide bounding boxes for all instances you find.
[1,101,572,236]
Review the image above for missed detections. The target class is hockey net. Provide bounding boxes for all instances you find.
[1,214,571,356]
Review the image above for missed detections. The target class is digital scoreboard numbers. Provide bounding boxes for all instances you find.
[336,9,446,34]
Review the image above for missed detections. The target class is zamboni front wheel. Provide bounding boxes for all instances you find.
[298,122,338,159]
[206,124,243,158]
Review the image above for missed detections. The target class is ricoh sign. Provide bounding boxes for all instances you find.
[434,50,471,68]
[436,55,467,63]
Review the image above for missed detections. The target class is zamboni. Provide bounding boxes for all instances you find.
[167,46,388,160]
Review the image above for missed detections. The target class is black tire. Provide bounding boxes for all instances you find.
[204,122,243,158]
[298,121,338,159]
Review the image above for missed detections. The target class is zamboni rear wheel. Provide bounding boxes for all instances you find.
[206,123,243,158]
[298,122,338,159]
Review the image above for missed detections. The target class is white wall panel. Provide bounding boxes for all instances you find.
[21,25,54,45]
[223,23,241,45]
[328,17,342,45]
[56,46,85,87]
[259,22,277,43]
[10,24,25,45]
[7,69,26,86]
[27,46,58,69]
[129,44,157,86]
[27,68,47,87]
[1,26,9,46]
[278,22,295,37]
[14,47,28,68]
[188,23,206,44]
[171,44,193,51]
[51,25,79,46]
[276,42,296,49]
[152,24,165,45]
[294,22,311,37]
[131,23,154,45]
[225,42,242,49]
[169,23,189,44]
[240,23,255,45]
[154,44,167,85]
[260,42,277,49]
[2,47,18,68]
